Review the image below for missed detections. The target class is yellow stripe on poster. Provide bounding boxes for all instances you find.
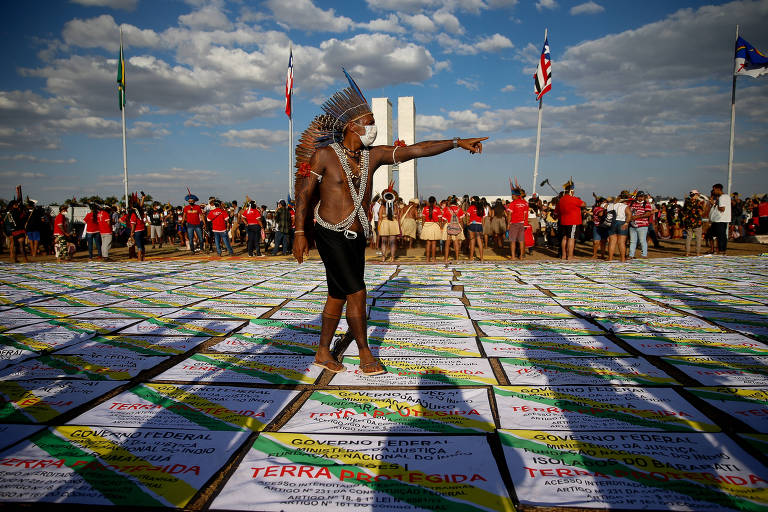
[57,426,199,507]
[0,381,60,422]
[143,383,266,431]
[380,359,497,385]
[50,355,133,380]
[266,432,514,511]
[368,337,478,357]
[319,390,492,431]
[201,354,316,383]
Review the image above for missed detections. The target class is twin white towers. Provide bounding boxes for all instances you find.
[371,96,418,202]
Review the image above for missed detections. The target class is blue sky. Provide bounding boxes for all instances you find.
[1,0,767,205]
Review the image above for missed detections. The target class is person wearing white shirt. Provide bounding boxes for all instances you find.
[709,183,731,255]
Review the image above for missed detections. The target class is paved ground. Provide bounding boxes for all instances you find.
[0,256,766,511]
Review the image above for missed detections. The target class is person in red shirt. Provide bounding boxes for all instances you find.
[506,189,529,260]
[240,200,264,257]
[555,184,585,260]
[129,201,146,261]
[97,206,113,260]
[591,197,609,260]
[206,199,234,256]
[183,194,204,253]
[82,204,102,260]
[442,198,465,263]
[628,191,653,259]
[420,196,443,262]
[465,196,485,262]
[53,204,73,262]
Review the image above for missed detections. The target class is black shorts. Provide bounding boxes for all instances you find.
[558,224,578,239]
[314,224,367,299]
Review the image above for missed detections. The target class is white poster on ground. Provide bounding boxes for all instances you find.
[466,304,574,320]
[499,429,768,511]
[0,379,125,423]
[56,334,210,357]
[279,388,494,434]
[478,318,604,337]
[0,424,44,451]
[330,357,498,386]
[687,387,768,433]
[69,384,298,432]
[367,318,476,338]
[0,426,249,507]
[617,332,768,356]
[117,318,246,337]
[480,336,629,358]
[0,352,167,381]
[154,353,323,385]
[494,386,717,432]
[345,334,480,357]
[661,355,768,386]
[499,357,678,386]
[210,433,514,512]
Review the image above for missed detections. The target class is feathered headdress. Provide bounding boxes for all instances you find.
[294,68,371,176]
[563,177,574,190]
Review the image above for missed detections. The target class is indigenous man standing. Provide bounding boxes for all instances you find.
[293,71,486,375]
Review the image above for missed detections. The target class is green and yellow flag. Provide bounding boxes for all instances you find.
[117,42,125,110]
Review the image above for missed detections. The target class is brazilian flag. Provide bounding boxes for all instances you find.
[117,42,125,110]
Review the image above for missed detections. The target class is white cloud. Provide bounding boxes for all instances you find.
[501,84,515,92]
[472,102,490,109]
[456,78,479,90]
[536,0,558,11]
[265,0,353,32]
[357,14,406,34]
[62,15,162,50]
[402,13,437,32]
[570,1,604,15]
[433,9,463,34]
[186,96,283,126]
[221,128,288,149]
[0,154,76,164]
[69,0,137,10]
[0,170,49,179]
[179,4,232,30]
[437,33,513,55]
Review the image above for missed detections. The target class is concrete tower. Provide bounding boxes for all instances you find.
[397,96,417,202]
[370,97,393,198]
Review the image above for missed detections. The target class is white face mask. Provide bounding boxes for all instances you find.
[357,124,377,147]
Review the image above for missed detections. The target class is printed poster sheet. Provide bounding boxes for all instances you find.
[70,384,299,432]
[117,318,246,337]
[687,387,768,433]
[163,305,271,320]
[210,433,514,512]
[477,318,604,337]
[330,357,498,386]
[499,429,768,511]
[0,345,37,370]
[0,380,125,423]
[466,304,574,321]
[494,386,717,432]
[368,305,469,322]
[56,334,210,357]
[594,315,724,334]
[499,357,678,386]
[0,424,44,451]
[480,335,629,358]
[661,356,768,386]
[279,388,494,434]
[154,354,323,385]
[366,318,476,339]
[0,426,249,507]
[617,332,768,356]
[0,353,167,381]
[205,318,340,355]
[346,333,481,357]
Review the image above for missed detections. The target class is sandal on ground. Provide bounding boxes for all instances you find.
[359,360,386,376]
[313,359,345,373]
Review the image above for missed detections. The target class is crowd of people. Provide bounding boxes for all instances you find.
[2,183,767,263]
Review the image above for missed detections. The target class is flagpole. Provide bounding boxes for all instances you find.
[727,24,739,196]
[532,27,547,196]
[120,27,129,210]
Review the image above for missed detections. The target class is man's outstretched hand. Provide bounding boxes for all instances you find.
[293,235,308,264]
[459,137,488,154]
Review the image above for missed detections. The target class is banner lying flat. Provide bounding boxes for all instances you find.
[466,305,574,320]
[330,357,498,386]
[210,433,515,512]
[499,357,678,386]
[0,426,249,506]
[595,316,724,334]
[0,352,167,381]
[69,383,298,432]
[68,306,181,319]
[155,354,323,385]
[117,318,246,337]
[163,306,271,320]
[617,332,768,356]
[477,319,604,337]
[568,303,684,318]
[346,334,481,357]
[279,388,494,434]
[56,334,210,357]
[368,305,469,321]
[480,336,629,358]
[367,318,476,338]
[499,429,768,510]
[0,424,44,451]
[661,356,768,386]
[0,345,37,370]
[494,386,717,432]
[740,433,768,455]
[374,297,465,307]
[0,379,125,423]
[688,387,768,433]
